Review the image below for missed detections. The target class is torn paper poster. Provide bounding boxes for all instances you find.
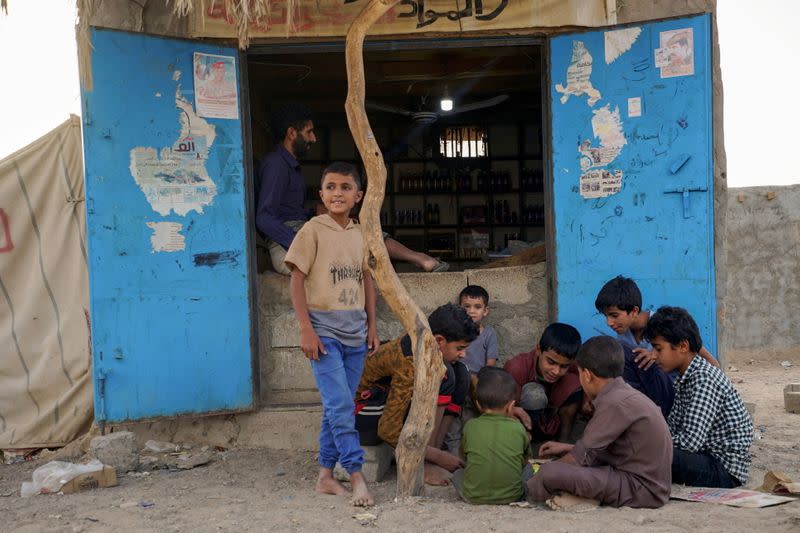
[130,73,218,217]
[555,41,602,106]
[656,28,694,78]
[193,52,239,119]
[579,104,627,170]
[628,97,642,117]
[580,169,622,199]
[605,27,642,64]
[146,222,186,252]
[670,485,795,508]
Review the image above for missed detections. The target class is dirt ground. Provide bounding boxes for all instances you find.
[2,360,799,533]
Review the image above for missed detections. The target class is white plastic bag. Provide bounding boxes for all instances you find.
[144,440,180,453]
[20,459,105,497]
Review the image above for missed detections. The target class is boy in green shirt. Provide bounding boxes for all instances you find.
[453,367,532,504]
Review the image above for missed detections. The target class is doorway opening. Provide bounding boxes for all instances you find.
[248,38,548,273]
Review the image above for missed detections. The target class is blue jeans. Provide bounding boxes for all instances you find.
[672,447,741,488]
[310,337,367,474]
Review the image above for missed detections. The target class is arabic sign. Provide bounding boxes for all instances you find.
[189,0,614,39]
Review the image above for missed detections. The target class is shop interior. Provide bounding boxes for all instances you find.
[248,40,546,272]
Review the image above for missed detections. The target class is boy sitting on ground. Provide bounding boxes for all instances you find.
[503,323,583,442]
[644,306,753,488]
[453,367,532,505]
[528,336,672,509]
[285,162,379,506]
[356,303,479,485]
[595,275,718,417]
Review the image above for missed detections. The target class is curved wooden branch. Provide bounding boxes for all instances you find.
[344,0,445,499]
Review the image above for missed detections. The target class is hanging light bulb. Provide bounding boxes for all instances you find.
[440,86,453,112]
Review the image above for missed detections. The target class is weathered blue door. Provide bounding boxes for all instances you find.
[81,28,256,424]
[550,15,717,354]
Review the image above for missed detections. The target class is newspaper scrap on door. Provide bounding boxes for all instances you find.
[193,52,239,119]
[146,222,186,252]
[654,28,694,78]
[580,169,622,199]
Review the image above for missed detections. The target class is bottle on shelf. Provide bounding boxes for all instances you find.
[433,204,440,225]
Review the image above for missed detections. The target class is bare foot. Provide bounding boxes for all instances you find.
[423,462,452,486]
[419,255,439,272]
[349,471,374,507]
[316,467,349,496]
[545,493,599,512]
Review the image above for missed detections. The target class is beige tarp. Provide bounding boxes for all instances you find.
[0,115,93,449]
[190,0,616,39]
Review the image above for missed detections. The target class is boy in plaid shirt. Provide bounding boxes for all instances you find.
[645,306,753,488]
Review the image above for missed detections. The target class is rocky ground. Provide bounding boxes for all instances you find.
[1,359,798,533]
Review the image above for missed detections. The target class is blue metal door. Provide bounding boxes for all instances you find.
[81,28,256,424]
[550,15,717,353]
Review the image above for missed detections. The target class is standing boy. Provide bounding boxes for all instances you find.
[459,285,498,374]
[285,162,379,506]
[454,367,532,505]
[356,304,480,485]
[503,323,583,442]
[528,336,672,509]
[645,306,753,488]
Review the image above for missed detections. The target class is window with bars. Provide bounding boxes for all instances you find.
[439,126,489,158]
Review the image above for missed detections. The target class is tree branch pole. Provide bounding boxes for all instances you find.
[344,0,445,499]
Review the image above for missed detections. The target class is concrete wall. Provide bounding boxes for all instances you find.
[257,264,548,405]
[723,185,800,354]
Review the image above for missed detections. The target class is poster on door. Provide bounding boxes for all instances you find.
[193,53,239,119]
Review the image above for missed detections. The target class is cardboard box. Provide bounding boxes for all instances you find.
[60,466,117,494]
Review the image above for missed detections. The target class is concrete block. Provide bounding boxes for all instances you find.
[784,384,800,414]
[257,272,294,317]
[264,348,316,390]
[333,443,394,483]
[269,312,301,347]
[89,431,139,472]
[465,264,545,306]
[113,406,323,451]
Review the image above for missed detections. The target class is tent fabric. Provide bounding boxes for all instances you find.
[0,115,93,448]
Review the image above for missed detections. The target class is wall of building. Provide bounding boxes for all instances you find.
[723,185,800,356]
[258,264,547,405]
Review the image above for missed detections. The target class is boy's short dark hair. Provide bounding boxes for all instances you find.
[576,336,624,378]
[594,275,642,313]
[321,161,362,190]
[643,306,703,353]
[475,367,517,410]
[270,103,314,141]
[428,303,479,343]
[538,323,582,360]
[459,285,489,306]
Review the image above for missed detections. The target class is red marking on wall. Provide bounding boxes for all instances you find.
[0,209,13,252]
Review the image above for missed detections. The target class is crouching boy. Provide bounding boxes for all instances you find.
[503,323,583,441]
[356,303,479,485]
[645,306,753,488]
[453,367,532,504]
[528,336,672,509]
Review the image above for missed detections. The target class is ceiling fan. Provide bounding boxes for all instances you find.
[366,94,509,124]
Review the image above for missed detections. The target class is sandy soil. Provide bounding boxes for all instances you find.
[2,363,799,533]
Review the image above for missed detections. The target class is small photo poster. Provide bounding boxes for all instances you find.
[655,28,694,78]
[193,52,239,119]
